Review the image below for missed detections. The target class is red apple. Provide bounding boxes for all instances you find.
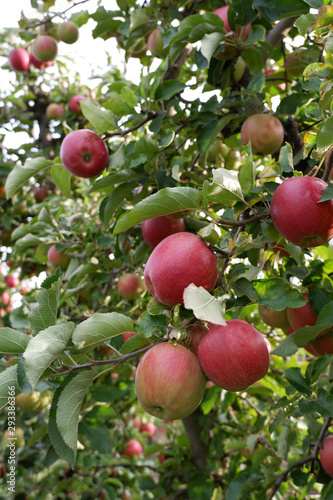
[241,114,284,155]
[144,232,218,307]
[32,35,58,62]
[214,6,251,41]
[60,129,109,178]
[33,186,49,202]
[122,439,143,457]
[135,342,206,420]
[46,103,64,121]
[147,28,168,58]
[140,422,156,437]
[5,276,19,288]
[19,287,31,296]
[287,293,317,331]
[308,330,333,356]
[320,435,333,477]
[122,332,136,342]
[198,319,269,392]
[9,48,30,72]
[259,305,290,330]
[133,416,141,429]
[1,291,10,304]
[188,324,209,357]
[270,177,333,247]
[57,21,79,44]
[142,216,186,248]
[0,184,6,199]
[158,454,165,464]
[47,245,70,268]
[29,53,53,69]
[68,95,88,115]
[117,273,142,301]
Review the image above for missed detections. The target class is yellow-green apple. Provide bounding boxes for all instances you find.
[47,245,70,268]
[147,28,168,58]
[16,391,43,411]
[32,35,58,61]
[46,103,64,121]
[122,439,143,457]
[144,232,218,306]
[270,177,333,247]
[140,422,156,437]
[68,95,87,114]
[233,56,246,82]
[259,305,290,329]
[214,6,251,41]
[117,273,142,301]
[135,342,206,420]
[2,427,25,447]
[141,216,185,248]
[320,435,333,477]
[5,276,19,288]
[198,319,269,391]
[9,48,30,72]
[188,324,209,357]
[33,186,49,202]
[241,114,284,155]
[60,129,109,178]
[57,21,79,44]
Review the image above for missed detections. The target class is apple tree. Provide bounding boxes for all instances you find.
[1,0,333,499]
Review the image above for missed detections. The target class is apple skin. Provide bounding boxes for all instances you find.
[32,35,58,62]
[122,332,136,342]
[2,427,25,447]
[30,53,53,69]
[9,48,30,72]
[68,95,87,115]
[141,216,186,248]
[320,435,333,477]
[135,342,206,420]
[122,439,143,457]
[241,114,284,155]
[259,305,290,330]
[140,422,156,437]
[144,232,218,307]
[1,291,10,304]
[147,28,168,58]
[198,319,270,392]
[214,6,251,41]
[287,293,317,331]
[5,276,19,288]
[34,186,49,202]
[57,21,79,44]
[47,245,70,268]
[188,324,209,357]
[60,129,109,179]
[270,177,333,248]
[46,103,64,120]
[117,273,142,301]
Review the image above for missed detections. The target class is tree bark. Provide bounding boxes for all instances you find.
[182,408,208,471]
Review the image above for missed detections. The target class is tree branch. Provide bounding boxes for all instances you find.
[182,408,208,471]
[163,44,193,81]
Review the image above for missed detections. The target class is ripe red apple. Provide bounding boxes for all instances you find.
[5,276,19,288]
[117,273,142,301]
[141,216,186,248]
[188,324,209,357]
[158,454,165,464]
[47,245,70,268]
[308,330,333,356]
[122,439,143,457]
[133,416,141,429]
[198,319,269,392]
[19,286,31,296]
[135,342,206,420]
[33,186,49,203]
[60,129,109,179]
[122,332,136,342]
[0,184,6,199]
[214,6,251,41]
[144,232,218,306]
[287,293,317,331]
[1,291,10,304]
[9,48,30,72]
[57,21,79,44]
[270,177,333,247]
[32,35,58,62]
[320,435,333,477]
[68,95,88,115]
[46,103,64,121]
[241,114,284,155]
[140,422,156,437]
[259,305,290,330]
[29,53,53,69]
[147,28,168,58]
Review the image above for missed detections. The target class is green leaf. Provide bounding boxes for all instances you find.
[284,367,311,396]
[18,323,74,391]
[253,0,309,23]
[225,468,264,500]
[72,312,135,353]
[277,425,292,460]
[28,270,63,335]
[80,99,117,134]
[320,183,333,202]
[0,327,30,354]
[155,80,186,101]
[114,187,203,234]
[183,284,226,326]
[271,333,298,357]
[203,168,244,205]
[0,366,19,412]
[120,334,151,355]
[239,147,255,193]
[200,32,224,64]
[254,278,307,310]
[278,143,294,173]
[50,163,72,198]
[100,182,138,226]
[316,116,333,157]
[78,420,112,454]
[317,388,333,417]
[5,157,54,198]
[90,169,138,193]
[135,311,168,338]
[294,325,332,347]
